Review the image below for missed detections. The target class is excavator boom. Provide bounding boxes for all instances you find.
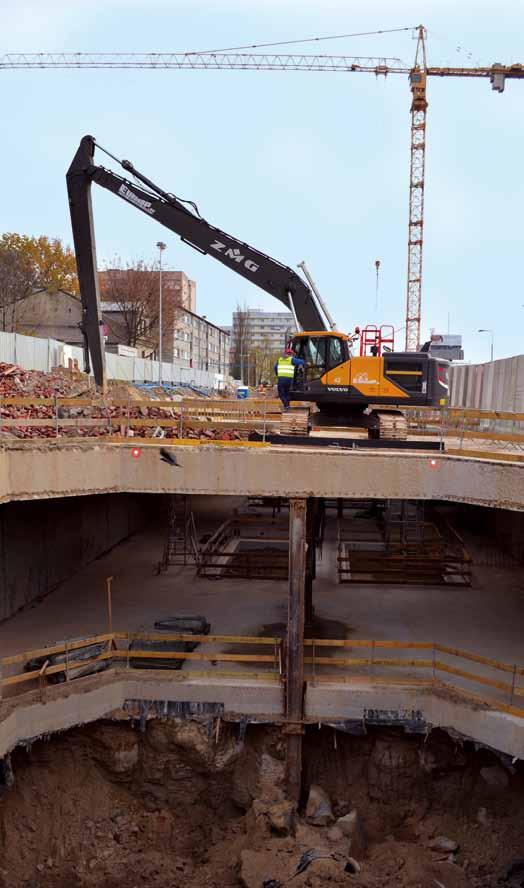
[67,135,326,386]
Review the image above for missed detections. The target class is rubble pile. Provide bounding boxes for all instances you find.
[0,362,248,441]
[0,362,90,399]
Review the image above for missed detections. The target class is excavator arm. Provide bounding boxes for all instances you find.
[66,135,326,387]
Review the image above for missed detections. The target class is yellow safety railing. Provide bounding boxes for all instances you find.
[0,396,522,458]
[406,405,524,461]
[1,632,523,721]
[305,638,524,717]
[0,631,283,696]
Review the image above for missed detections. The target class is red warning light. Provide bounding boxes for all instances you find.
[429,458,438,468]
[131,447,141,459]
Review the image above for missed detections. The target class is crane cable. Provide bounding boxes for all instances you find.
[188,26,416,56]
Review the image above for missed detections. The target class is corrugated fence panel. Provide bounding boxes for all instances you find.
[449,356,524,411]
[0,331,17,366]
[0,329,233,391]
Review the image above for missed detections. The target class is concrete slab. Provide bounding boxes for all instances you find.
[0,440,522,509]
[0,512,521,674]
[2,669,523,764]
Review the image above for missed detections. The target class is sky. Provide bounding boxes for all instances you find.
[1,0,523,363]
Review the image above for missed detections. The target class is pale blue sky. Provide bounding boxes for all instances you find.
[2,0,523,363]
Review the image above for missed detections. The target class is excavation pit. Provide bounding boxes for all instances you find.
[1,720,524,888]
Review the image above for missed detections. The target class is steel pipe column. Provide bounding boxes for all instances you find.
[285,497,307,802]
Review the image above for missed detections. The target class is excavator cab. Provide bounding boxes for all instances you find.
[290,332,350,385]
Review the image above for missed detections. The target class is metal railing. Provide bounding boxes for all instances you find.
[305,638,524,716]
[1,632,523,720]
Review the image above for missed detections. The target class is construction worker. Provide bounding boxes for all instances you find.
[274,347,305,410]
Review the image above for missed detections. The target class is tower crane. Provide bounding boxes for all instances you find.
[1,28,523,349]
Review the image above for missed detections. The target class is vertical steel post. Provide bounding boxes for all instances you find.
[106,576,113,635]
[305,498,316,628]
[285,497,307,803]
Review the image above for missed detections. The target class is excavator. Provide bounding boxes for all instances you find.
[66,135,449,440]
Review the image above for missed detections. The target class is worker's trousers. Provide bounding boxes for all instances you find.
[277,378,292,409]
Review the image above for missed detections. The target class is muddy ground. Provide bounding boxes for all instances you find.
[0,720,523,888]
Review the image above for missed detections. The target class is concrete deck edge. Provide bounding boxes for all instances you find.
[1,671,522,760]
[0,442,523,510]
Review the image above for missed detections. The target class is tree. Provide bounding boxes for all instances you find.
[247,338,281,387]
[0,246,36,330]
[0,233,78,293]
[99,260,181,356]
[230,303,253,382]
[0,233,79,331]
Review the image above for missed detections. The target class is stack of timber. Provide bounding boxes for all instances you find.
[373,410,408,440]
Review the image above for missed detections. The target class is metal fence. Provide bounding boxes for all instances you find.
[0,329,231,391]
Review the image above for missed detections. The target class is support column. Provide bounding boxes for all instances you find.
[285,497,307,803]
[305,498,316,628]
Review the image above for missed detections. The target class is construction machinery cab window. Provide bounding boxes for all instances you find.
[294,336,346,379]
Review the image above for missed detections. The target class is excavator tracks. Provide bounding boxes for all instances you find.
[371,410,408,441]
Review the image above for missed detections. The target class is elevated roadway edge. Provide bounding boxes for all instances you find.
[0,441,522,510]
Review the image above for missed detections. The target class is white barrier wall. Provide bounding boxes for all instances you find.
[0,330,230,391]
[449,355,524,411]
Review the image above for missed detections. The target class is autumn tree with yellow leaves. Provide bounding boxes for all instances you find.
[0,233,78,330]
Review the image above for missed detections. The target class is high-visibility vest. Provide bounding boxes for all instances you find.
[277,356,295,378]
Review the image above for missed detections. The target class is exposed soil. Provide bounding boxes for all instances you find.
[0,721,523,888]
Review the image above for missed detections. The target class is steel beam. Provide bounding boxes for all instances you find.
[305,497,316,627]
[285,497,307,802]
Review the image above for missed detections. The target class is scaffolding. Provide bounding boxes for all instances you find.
[337,499,471,585]
[158,495,200,571]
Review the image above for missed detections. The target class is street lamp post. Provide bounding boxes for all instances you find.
[156,241,167,384]
[478,328,494,363]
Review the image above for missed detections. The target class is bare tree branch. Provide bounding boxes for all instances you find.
[100,260,181,356]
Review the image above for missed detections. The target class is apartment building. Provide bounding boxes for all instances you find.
[173,309,229,374]
[230,309,296,352]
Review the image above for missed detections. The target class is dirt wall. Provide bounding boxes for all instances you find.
[1,720,524,888]
[0,493,154,622]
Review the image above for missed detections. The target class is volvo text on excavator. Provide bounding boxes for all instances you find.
[66,135,449,438]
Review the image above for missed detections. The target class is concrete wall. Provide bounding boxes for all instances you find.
[495,510,524,562]
[0,493,152,623]
[1,672,523,762]
[449,354,524,411]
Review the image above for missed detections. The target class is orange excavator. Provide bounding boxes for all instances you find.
[67,136,449,438]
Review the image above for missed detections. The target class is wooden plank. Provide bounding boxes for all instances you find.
[305,656,433,668]
[0,397,55,406]
[436,644,524,675]
[434,661,513,693]
[446,448,524,463]
[113,650,276,663]
[458,429,524,444]
[0,633,114,667]
[123,668,281,682]
[305,639,434,650]
[1,651,113,687]
[306,675,434,687]
[447,409,524,422]
[124,418,279,430]
[0,417,111,428]
[103,437,270,448]
[125,633,280,645]
[181,398,281,410]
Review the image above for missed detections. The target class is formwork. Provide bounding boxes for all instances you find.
[336,500,472,585]
[197,511,289,580]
